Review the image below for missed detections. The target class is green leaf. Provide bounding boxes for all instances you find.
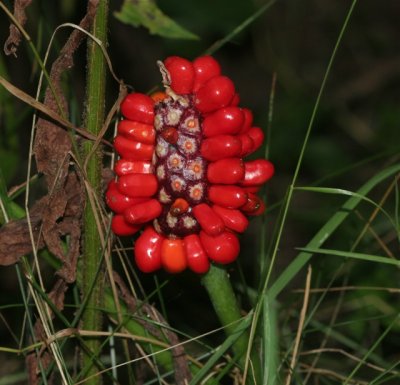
[296,247,400,267]
[114,0,199,40]
[262,296,279,385]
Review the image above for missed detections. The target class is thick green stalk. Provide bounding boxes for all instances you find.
[81,0,109,383]
[201,264,261,383]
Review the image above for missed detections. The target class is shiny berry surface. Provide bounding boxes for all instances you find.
[114,136,154,161]
[120,93,155,124]
[194,76,235,113]
[202,107,244,137]
[161,238,187,273]
[111,215,141,236]
[164,56,195,95]
[134,226,163,273]
[184,234,210,273]
[192,55,221,91]
[117,120,155,144]
[199,231,240,264]
[207,158,244,184]
[200,135,242,161]
[114,159,153,176]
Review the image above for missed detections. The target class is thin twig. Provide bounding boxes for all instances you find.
[285,265,312,385]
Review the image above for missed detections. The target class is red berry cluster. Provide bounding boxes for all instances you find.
[106,55,274,274]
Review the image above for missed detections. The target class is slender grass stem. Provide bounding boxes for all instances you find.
[81,0,109,383]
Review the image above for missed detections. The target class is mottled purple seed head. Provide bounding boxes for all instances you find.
[153,95,208,236]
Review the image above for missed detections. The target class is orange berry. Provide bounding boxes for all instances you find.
[161,238,187,273]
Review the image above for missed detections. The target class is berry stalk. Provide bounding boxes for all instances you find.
[201,264,261,383]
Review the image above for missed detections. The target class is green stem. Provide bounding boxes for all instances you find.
[81,0,109,383]
[201,264,261,383]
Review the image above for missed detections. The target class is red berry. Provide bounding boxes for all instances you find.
[120,93,155,124]
[117,174,158,197]
[161,238,187,273]
[192,203,225,236]
[117,120,155,144]
[164,56,195,95]
[106,180,145,213]
[114,136,154,161]
[195,76,235,113]
[238,133,254,157]
[247,127,264,153]
[240,193,266,216]
[199,230,240,264]
[170,198,190,216]
[243,185,262,194]
[111,215,141,236]
[114,159,153,176]
[202,107,244,137]
[160,126,179,144]
[241,160,275,186]
[184,234,210,274]
[200,135,242,161]
[230,93,240,106]
[150,91,167,103]
[250,199,266,216]
[207,158,245,184]
[212,205,249,233]
[192,55,221,92]
[124,199,162,224]
[208,185,248,209]
[238,108,253,133]
[134,226,164,272]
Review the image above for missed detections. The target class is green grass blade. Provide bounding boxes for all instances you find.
[344,314,400,384]
[395,177,400,239]
[0,169,25,222]
[369,359,400,385]
[189,314,252,385]
[295,186,397,230]
[262,296,279,385]
[268,162,400,300]
[296,247,400,266]
[205,0,277,55]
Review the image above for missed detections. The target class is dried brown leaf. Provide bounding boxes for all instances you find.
[0,0,102,275]
[40,172,84,283]
[32,1,98,280]
[3,0,32,57]
[0,198,46,265]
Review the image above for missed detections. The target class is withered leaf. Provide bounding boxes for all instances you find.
[41,172,84,283]
[32,0,98,281]
[3,0,33,57]
[0,198,46,266]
